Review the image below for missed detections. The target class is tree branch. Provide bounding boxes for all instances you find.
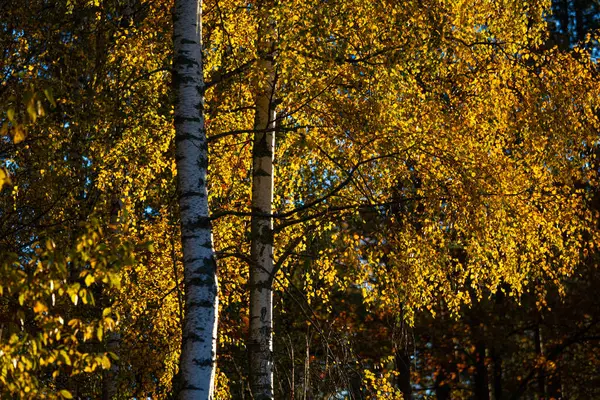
[205,58,256,89]
[270,235,305,284]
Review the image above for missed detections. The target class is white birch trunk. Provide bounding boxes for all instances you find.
[102,198,123,400]
[102,331,120,399]
[173,0,218,398]
[249,15,276,398]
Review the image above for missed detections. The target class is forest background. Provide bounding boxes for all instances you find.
[1,0,600,399]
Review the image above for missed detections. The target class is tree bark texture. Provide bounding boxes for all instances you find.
[102,198,123,400]
[173,0,219,398]
[249,7,276,398]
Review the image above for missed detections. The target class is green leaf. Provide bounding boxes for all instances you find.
[26,100,36,122]
[43,88,56,107]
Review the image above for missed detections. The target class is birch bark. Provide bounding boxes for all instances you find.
[249,9,277,398]
[102,198,123,400]
[173,0,218,398]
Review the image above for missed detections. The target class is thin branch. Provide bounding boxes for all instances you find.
[274,197,427,232]
[217,251,252,265]
[270,235,305,284]
[127,67,171,88]
[210,150,410,221]
[208,124,309,143]
[509,320,600,400]
[205,58,256,89]
[273,150,412,219]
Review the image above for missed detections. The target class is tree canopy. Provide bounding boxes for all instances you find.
[1,0,600,398]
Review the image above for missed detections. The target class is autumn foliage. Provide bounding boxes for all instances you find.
[1,0,600,398]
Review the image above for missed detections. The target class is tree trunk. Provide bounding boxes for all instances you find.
[490,347,502,400]
[102,198,122,400]
[574,0,585,43]
[395,350,412,400]
[173,0,219,398]
[102,332,121,400]
[474,340,490,400]
[248,5,276,397]
[535,324,545,399]
[435,369,451,400]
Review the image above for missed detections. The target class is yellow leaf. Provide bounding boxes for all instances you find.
[0,168,12,190]
[59,350,71,366]
[101,355,111,370]
[27,100,36,122]
[33,301,48,313]
[43,88,56,107]
[59,389,73,399]
[13,126,26,144]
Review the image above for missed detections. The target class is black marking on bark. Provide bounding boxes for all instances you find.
[197,156,209,170]
[173,74,196,85]
[251,280,273,290]
[257,226,274,244]
[188,216,211,230]
[180,38,196,45]
[188,275,215,287]
[254,168,271,177]
[175,55,199,68]
[175,133,201,142]
[180,191,204,199]
[201,241,214,250]
[187,299,215,308]
[254,139,273,158]
[192,358,214,367]
[184,332,206,342]
[181,385,203,391]
[260,306,267,321]
[200,140,209,152]
[174,115,201,124]
[181,234,201,241]
[192,263,215,275]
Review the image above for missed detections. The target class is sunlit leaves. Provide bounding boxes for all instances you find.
[0,220,132,398]
[1,0,599,397]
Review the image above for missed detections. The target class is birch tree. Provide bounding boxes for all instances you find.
[248,3,277,398]
[173,0,218,397]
